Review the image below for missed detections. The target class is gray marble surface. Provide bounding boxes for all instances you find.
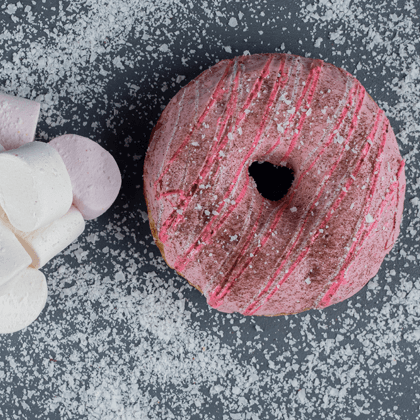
[0,0,419,419]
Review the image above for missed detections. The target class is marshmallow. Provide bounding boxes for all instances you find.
[0,224,32,287]
[0,205,85,269]
[0,92,40,151]
[0,278,14,296]
[0,141,73,232]
[0,268,48,334]
[50,134,121,220]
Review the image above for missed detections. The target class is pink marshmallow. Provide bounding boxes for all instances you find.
[0,92,40,150]
[49,134,121,220]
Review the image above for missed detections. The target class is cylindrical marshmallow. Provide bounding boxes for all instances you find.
[0,92,40,151]
[49,134,121,220]
[0,205,85,269]
[0,141,73,232]
[0,224,32,287]
[0,268,48,334]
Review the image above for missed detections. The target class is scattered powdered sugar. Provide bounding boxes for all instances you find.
[0,0,419,419]
[365,214,374,224]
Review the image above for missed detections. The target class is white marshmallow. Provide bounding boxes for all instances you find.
[0,268,48,334]
[0,205,85,269]
[0,278,14,295]
[0,92,40,151]
[0,141,73,232]
[0,224,32,288]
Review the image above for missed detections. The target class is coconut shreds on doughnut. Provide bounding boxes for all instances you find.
[143,53,405,316]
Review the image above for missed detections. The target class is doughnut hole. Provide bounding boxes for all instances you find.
[248,161,295,202]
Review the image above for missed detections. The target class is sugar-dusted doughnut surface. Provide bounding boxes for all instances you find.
[144,53,405,316]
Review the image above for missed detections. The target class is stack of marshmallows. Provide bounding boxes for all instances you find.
[0,92,121,334]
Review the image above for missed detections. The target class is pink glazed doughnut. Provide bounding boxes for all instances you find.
[143,53,406,316]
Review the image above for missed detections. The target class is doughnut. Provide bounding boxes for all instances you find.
[143,53,406,316]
